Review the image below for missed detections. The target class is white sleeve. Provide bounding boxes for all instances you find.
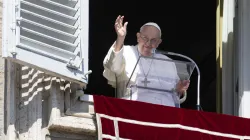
[103,41,126,87]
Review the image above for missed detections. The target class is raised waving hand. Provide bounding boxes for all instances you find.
[114,15,128,52]
[115,15,128,38]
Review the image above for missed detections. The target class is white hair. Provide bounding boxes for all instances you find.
[140,22,161,37]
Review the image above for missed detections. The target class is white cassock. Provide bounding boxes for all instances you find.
[103,42,180,107]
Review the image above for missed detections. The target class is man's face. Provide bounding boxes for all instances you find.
[136,26,162,56]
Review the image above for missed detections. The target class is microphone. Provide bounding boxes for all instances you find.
[155,50,201,111]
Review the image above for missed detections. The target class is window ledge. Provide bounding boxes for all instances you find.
[48,115,97,136]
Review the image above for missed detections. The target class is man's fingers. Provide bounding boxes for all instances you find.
[115,15,120,25]
[114,15,127,35]
[185,80,190,84]
[124,22,128,31]
[120,16,124,26]
[182,80,190,83]
[115,22,119,28]
[184,82,190,86]
[118,16,122,26]
[114,23,120,32]
[183,83,190,90]
[181,80,190,86]
[115,15,122,28]
[179,80,190,90]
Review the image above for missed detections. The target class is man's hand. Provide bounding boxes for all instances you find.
[115,15,128,38]
[176,80,190,96]
[114,15,128,52]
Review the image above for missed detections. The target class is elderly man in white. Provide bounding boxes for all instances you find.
[103,15,190,107]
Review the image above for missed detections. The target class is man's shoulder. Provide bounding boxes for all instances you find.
[124,44,137,48]
[123,44,137,52]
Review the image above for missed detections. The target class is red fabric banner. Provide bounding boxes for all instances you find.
[93,95,250,140]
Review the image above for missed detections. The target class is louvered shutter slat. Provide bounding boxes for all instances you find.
[25,0,79,17]
[21,1,78,25]
[21,19,77,43]
[50,0,78,8]
[21,9,77,34]
[21,28,77,52]
[20,36,75,61]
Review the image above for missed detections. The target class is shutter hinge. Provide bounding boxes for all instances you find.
[15,3,19,11]
[10,17,22,56]
[10,22,16,31]
[67,56,83,69]
[10,17,22,30]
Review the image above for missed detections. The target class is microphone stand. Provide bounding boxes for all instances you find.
[155,50,201,111]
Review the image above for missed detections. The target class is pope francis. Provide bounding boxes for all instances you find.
[103,15,190,107]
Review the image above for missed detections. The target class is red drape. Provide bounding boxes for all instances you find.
[93,95,250,140]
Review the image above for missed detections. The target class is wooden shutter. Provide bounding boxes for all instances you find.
[2,0,89,87]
